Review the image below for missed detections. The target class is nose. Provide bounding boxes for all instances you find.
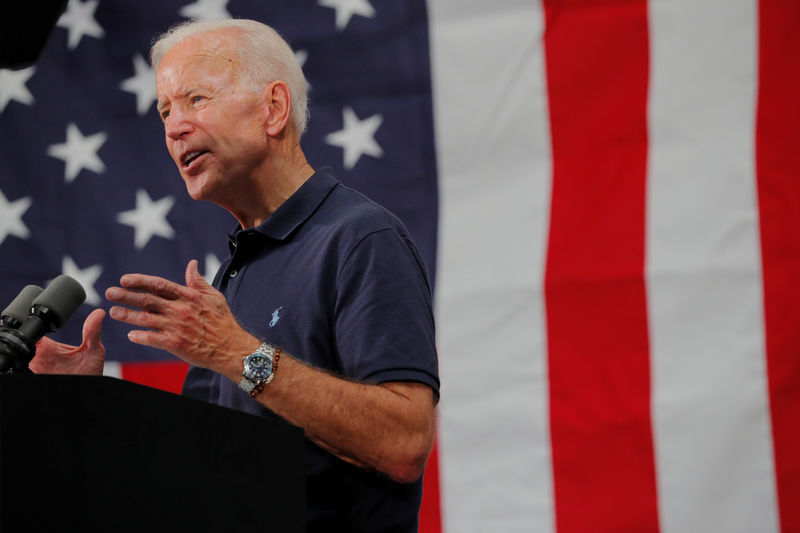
[165,107,193,140]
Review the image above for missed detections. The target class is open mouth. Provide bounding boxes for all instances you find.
[182,151,209,168]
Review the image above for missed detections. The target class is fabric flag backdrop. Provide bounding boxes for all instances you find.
[1,1,798,532]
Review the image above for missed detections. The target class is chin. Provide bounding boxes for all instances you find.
[187,189,207,201]
[182,169,229,206]
[182,176,211,202]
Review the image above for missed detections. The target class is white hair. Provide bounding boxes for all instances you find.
[150,19,309,135]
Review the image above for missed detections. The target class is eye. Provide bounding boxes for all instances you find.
[161,109,170,120]
[191,95,205,104]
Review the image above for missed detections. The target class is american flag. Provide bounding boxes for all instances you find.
[1,1,799,532]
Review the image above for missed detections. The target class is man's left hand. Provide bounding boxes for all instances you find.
[106,260,258,372]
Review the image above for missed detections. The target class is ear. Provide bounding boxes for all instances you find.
[264,80,293,137]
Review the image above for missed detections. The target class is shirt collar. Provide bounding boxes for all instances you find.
[227,168,338,249]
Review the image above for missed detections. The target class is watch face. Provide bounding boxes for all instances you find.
[245,354,272,380]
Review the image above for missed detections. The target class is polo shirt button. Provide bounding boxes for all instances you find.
[229,269,238,278]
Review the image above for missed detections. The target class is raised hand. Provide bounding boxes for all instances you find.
[29,308,107,375]
[106,260,259,374]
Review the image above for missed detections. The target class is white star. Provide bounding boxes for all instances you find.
[325,107,384,170]
[62,256,103,306]
[117,189,176,250]
[57,0,105,50]
[203,253,221,284]
[120,54,156,115]
[295,50,308,68]
[47,123,107,183]
[179,0,232,20]
[0,67,35,113]
[295,50,311,91]
[318,0,375,31]
[0,188,32,247]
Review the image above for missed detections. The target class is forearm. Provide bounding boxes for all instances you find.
[214,342,436,483]
[105,264,437,482]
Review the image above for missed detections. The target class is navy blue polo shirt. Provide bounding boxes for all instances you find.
[182,168,439,532]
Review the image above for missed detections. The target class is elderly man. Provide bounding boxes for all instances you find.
[33,19,439,533]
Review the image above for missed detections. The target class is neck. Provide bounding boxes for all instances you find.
[226,141,315,230]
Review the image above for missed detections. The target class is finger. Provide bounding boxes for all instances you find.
[119,273,187,300]
[126,328,169,351]
[34,334,78,360]
[187,260,219,297]
[185,259,210,290]
[186,259,198,287]
[81,308,106,353]
[126,328,189,356]
[108,305,170,331]
[106,286,171,313]
[35,335,58,353]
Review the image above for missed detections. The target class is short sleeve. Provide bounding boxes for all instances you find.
[333,228,439,393]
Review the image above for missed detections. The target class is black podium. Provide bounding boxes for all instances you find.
[0,374,305,532]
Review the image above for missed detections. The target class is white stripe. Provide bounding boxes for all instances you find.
[103,360,122,379]
[646,1,779,532]
[429,1,553,531]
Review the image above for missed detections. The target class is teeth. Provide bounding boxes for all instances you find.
[184,151,203,165]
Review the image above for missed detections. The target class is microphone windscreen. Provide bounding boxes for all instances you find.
[2,285,43,324]
[32,275,86,328]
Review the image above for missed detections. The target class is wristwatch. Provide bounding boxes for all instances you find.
[238,342,280,397]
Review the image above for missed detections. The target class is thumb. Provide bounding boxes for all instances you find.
[81,308,106,353]
[185,259,210,289]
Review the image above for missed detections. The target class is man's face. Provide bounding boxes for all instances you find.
[156,33,267,204]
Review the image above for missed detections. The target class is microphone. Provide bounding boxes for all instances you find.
[0,285,43,329]
[0,275,86,373]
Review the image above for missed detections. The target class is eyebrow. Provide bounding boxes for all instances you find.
[156,85,205,115]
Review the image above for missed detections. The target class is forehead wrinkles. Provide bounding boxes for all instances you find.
[156,32,245,100]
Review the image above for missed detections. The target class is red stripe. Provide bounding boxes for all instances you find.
[542,2,658,532]
[419,440,442,533]
[756,2,800,531]
[120,360,190,395]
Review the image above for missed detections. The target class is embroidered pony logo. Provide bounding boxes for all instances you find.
[269,306,283,327]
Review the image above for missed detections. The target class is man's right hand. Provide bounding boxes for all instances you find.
[29,308,106,376]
